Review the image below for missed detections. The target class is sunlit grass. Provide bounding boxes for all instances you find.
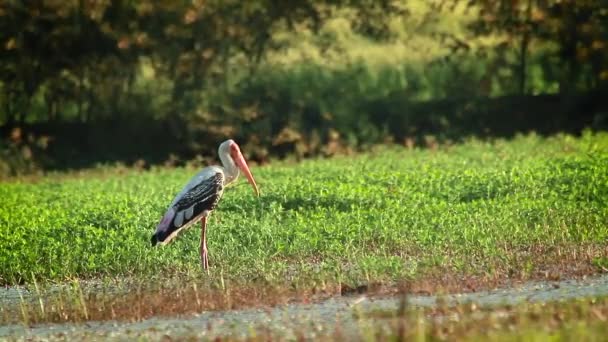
[284,296,608,341]
[5,290,608,340]
[1,132,607,287]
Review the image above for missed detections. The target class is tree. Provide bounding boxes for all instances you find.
[465,0,608,95]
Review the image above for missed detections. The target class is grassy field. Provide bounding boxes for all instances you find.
[1,132,606,289]
[249,296,608,341]
[232,296,608,341]
[4,290,608,340]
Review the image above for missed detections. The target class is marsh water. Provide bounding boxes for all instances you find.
[2,275,608,340]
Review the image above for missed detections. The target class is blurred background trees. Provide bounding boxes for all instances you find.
[1,0,606,175]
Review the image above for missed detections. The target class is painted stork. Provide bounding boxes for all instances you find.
[150,139,259,270]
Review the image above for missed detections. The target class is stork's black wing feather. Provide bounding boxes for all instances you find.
[151,172,225,245]
[175,172,224,214]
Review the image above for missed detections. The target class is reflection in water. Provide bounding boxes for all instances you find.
[2,275,608,340]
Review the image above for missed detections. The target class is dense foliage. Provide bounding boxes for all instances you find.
[0,0,399,129]
[1,132,606,285]
[1,1,607,175]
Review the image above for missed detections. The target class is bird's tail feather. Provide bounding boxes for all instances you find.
[150,207,176,246]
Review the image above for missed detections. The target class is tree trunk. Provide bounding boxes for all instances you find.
[78,66,85,122]
[4,88,15,128]
[558,2,579,96]
[518,0,532,95]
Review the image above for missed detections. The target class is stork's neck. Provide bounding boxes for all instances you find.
[219,152,239,184]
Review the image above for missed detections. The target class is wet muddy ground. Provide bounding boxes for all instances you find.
[1,274,607,340]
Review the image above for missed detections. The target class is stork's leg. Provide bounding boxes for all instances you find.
[200,216,209,272]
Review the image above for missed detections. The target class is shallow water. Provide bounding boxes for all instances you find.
[1,275,607,340]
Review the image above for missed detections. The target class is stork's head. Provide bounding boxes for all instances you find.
[219,139,260,196]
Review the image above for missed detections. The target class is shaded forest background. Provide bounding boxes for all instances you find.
[1,0,607,176]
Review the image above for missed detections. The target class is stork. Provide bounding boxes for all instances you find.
[151,139,259,270]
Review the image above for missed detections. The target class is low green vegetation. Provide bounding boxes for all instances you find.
[6,290,608,340]
[260,296,608,341]
[1,132,607,287]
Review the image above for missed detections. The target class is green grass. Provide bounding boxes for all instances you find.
[258,296,608,341]
[366,296,608,341]
[1,132,607,286]
[8,293,608,340]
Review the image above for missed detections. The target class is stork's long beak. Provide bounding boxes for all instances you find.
[233,151,260,196]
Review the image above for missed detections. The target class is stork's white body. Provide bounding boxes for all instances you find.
[170,166,225,207]
[157,166,225,246]
[151,139,259,271]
